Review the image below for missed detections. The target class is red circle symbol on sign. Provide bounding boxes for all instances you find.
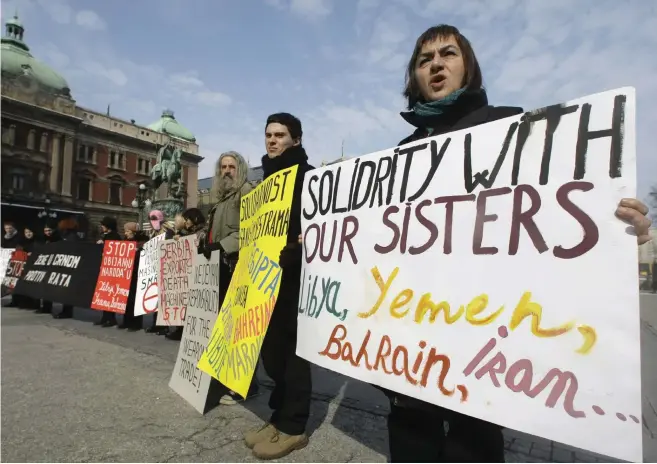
[142,282,158,313]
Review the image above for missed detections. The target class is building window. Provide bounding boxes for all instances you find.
[109,150,126,170]
[77,144,94,163]
[77,178,91,201]
[109,182,122,205]
[137,158,151,175]
[11,173,26,191]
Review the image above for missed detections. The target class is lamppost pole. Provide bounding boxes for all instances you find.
[37,196,57,224]
[131,183,152,230]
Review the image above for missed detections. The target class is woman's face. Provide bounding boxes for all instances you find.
[125,229,135,240]
[184,218,194,229]
[44,227,53,236]
[24,229,34,239]
[414,35,466,102]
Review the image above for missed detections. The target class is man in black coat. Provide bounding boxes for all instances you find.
[243,113,314,460]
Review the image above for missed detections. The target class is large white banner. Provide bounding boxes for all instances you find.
[133,235,165,317]
[297,88,642,462]
[169,250,221,413]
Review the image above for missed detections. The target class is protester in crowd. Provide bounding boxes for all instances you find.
[2,221,21,248]
[36,221,60,315]
[374,24,653,463]
[165,208,207,341]
[15,226,40,309]
[94,216,121,327]
[144,210,173,335]
[118,222,149,331]
[200,151,259,406]
[243,113,314,460]
[52,217,80,319]
[2,221,22,307]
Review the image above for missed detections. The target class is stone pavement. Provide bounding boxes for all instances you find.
[1,294,655,462]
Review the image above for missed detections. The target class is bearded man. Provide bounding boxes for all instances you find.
[201,150,259,404]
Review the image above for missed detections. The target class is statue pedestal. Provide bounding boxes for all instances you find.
[151,198,184,221]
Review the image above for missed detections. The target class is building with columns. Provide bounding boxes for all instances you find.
[1,15,202,239]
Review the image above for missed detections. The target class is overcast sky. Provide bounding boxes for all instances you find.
[2,0,656,201]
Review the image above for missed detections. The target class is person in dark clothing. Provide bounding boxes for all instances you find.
[37,222,60,314]
[2,221,21,248]
[118,222,148,331]
[15,226,40,309]
[384,24,652,464]
[94,216,121,327]
[52,217,80,319]
[243,113,313,461]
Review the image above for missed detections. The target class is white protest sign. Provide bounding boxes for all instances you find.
[169,250,221,413]
[134,235,165,317]
[297,88,641,462]
[156,235,196,326]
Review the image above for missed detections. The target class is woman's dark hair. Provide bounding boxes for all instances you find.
[265,112,303,141]
[182,208,206,226]
[58,217,78,231]
[403,24,483,109]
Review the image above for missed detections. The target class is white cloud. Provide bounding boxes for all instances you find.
[265,0,332,20]
[37,0,72,24]
[75,10,106,31]
[290,0,332,19]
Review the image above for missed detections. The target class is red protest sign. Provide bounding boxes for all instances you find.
[91,240,137,314]
[2,250,29,294]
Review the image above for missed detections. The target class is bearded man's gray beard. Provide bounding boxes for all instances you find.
[219,174,234,193]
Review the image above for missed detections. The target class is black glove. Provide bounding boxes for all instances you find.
[200,242,223,260]
[279,242,302,270]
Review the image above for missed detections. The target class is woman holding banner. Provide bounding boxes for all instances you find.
[118,222,148,331]
[36,221,60,315]
[145,210,174,335]
[380,24,652,463]
[94,217,122,327]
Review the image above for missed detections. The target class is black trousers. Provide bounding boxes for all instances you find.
[260,292,312,436]
[387,401,505,463]
[99,310,116,323]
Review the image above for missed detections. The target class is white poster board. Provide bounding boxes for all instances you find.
[297,88,642,462]
[169,250,221,413]
[134,235,165,317]
[156,235,196,326]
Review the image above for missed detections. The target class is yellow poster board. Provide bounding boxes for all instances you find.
[197,165,298,397]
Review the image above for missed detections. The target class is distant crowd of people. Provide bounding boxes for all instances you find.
[2,23,654,463]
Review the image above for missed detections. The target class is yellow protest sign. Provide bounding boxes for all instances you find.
[197,165,298,397]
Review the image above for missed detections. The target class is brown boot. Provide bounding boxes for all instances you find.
[244,423,277,449]
[252,429,308,460]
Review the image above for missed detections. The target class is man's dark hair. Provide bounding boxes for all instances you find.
[403,24,483,109]
[265,112,303,141]
[182,207,206,226]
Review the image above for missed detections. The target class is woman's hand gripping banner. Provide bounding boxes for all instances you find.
[197,165,298,397]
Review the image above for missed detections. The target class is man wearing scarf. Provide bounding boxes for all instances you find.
[201,151,260,404]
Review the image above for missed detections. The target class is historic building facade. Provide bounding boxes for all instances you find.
[1,16,202,239]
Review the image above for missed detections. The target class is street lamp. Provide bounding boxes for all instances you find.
[132,183,152,229]
[37,196,57,221]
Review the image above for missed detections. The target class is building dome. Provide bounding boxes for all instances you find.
[1,15,71,97]
[146,109,196,142]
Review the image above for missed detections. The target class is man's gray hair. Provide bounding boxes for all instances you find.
[211,151,249,200]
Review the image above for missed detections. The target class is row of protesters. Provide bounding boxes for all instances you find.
[201,150,260,405]
[240,24,652,460]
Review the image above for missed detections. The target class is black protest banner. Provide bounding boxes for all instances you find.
[13,241,103,307]
[2,250,29,295]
